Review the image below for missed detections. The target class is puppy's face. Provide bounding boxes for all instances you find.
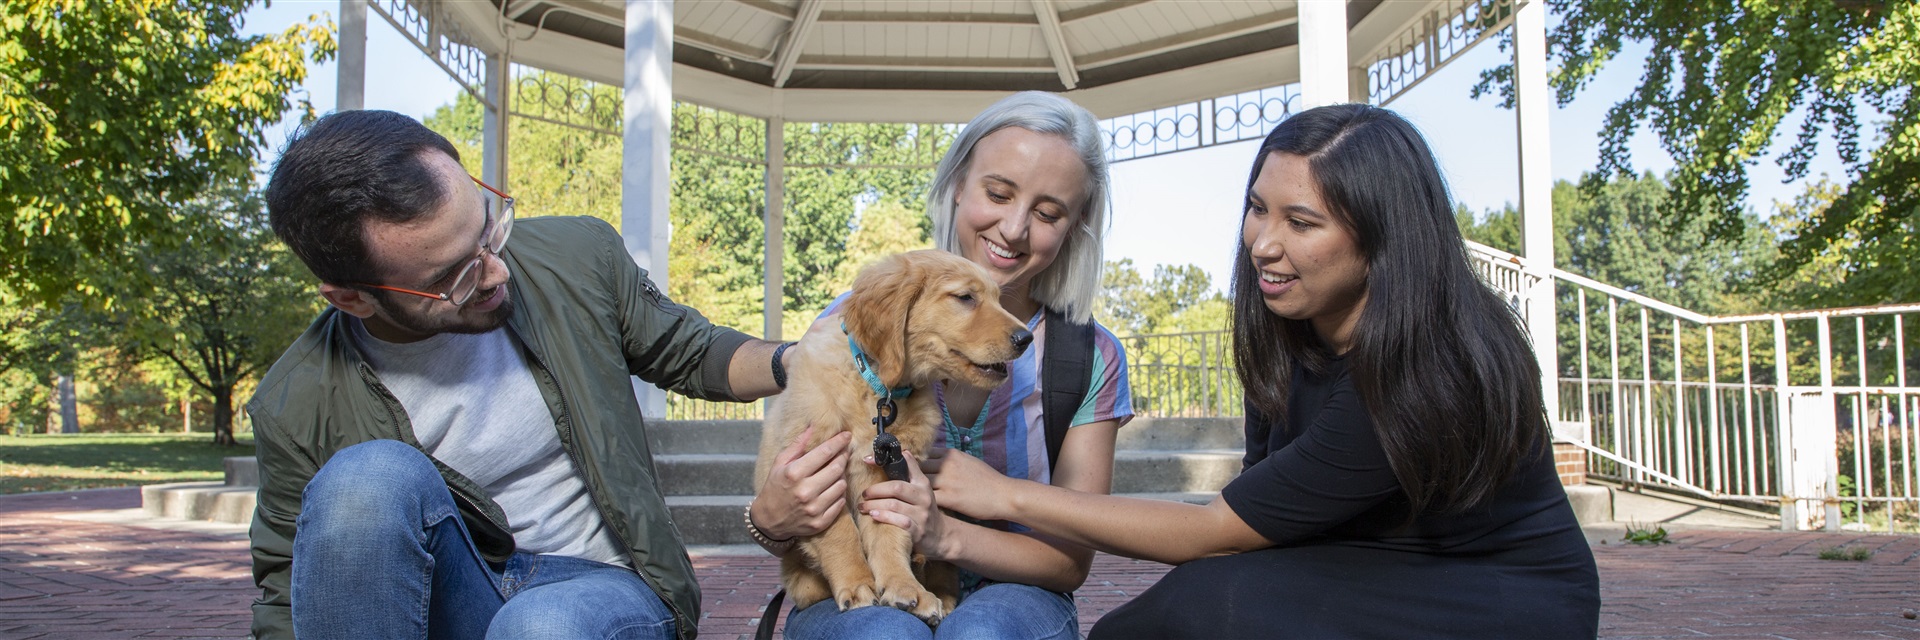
[843,250,1031,390]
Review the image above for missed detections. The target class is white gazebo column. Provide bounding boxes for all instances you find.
[1513,0,1561,425]
[336,0,366,111]
[1297,0,1350,108]
[624,0,673,418]
[481,51,511,188]
[764,116,786,341]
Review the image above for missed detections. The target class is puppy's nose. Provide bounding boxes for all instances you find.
[1010,329,1034,352]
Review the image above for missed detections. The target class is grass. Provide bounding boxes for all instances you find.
[0,433,252,495]
[1816,545,1873,562]
[1621,523,1672,545]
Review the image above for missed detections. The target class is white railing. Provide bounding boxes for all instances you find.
[1527,254,1920,533]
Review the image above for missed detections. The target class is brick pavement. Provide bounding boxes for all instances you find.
[1,488,1916,639]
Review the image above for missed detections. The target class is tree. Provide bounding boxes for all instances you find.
[1096,259,1228,336]
[1477,0,1919,305]
[129,181,317,445]
[0,0,333,301]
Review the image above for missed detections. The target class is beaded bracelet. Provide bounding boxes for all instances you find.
[744,500,795,554]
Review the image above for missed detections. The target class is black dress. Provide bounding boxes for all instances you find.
[1091,358,1599,639]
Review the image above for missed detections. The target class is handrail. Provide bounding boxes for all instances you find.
[1559,438,1724,502]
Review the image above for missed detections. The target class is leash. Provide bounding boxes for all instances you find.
[845,324,915,482]
[753,588,787,640]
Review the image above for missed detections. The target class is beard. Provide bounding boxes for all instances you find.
[378,285,515,338]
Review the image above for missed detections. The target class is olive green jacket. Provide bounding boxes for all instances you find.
[246,217,751,639]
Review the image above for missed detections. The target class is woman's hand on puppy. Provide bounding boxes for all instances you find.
[921,449,1015,522]
[859,449,954,559]
[751,426,853,541]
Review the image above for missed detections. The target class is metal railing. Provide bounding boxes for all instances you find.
[1121,329,1242,418]
[1550,267,1920,533]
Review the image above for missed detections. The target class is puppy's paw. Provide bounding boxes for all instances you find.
[876,578,945,624]
[833,582,877,611]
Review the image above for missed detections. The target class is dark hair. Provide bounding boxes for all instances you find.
[265,110,460,285]
[1229,104,1546,514]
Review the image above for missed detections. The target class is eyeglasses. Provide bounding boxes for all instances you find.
[359,176,515,306]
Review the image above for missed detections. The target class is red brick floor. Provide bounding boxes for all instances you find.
[1,488,1916,639]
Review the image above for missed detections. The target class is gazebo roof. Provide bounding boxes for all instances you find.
[421,0,1453,122]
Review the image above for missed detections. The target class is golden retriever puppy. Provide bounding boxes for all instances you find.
[754,250,1033,624]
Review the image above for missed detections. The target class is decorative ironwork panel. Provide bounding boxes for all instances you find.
[1099,84,1301,164]
[372,0,491,107]
[674,103,768,165]
[1364,0,1515,106]
[511,64,621,136]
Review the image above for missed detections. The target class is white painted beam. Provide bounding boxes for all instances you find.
[1077,9,1298,70]
[482,51,511,188]
[1297,0,1349,108]
[1031,0,1080,89]
[337,0,367,110]
[1513,0,1560,424]
[505,0,543,20]
[624,0,672,418]
[771,0,825,88]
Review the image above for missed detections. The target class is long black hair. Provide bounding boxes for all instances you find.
[1229,104,1547,514]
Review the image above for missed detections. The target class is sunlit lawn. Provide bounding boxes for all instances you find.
[0,433,253,494]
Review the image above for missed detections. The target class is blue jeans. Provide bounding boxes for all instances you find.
[290,440,675,639]
[783,583,1079,640]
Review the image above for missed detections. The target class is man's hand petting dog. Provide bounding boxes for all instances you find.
[858,448,953,560]
[753,426,853,542]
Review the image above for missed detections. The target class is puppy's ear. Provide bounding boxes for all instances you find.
[842,252,921,387]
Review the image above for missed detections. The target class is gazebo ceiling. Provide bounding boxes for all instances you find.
[431,0,1442,121]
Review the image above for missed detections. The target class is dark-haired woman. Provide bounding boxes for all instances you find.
[893,103,1599,638]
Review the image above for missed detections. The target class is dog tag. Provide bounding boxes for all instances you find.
[872,432,912,482]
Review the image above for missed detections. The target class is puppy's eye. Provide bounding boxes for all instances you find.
[953,292,975,303]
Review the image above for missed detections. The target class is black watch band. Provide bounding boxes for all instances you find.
[771,341,797,389]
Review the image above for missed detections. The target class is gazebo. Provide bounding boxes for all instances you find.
[333,0,1561,421]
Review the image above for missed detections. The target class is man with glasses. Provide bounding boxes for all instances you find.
[246,110,828,640]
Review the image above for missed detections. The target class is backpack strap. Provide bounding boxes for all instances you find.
[1040,308,1097,473]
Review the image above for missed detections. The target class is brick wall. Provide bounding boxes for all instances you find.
[1554,442,1586,486]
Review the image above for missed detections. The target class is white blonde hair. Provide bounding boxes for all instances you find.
[929,91,1111,324]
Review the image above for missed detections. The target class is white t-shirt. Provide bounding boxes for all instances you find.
[351,319,628,567]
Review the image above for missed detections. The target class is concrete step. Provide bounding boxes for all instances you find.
[647,420,764,456]
[654,450,1246,496]
[1114,417,1244,451]
[142,482,256,524]
[646,418,1247,456]
[138,479,1615,547]
[662,492,1227,546]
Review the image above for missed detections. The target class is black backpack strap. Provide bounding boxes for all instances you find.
[754,588,786,640]
[1040,308,1097,473]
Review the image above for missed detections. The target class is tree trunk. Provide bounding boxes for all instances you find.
[212,385,235,446]
[182,397,191,433]
[54,373,78,434]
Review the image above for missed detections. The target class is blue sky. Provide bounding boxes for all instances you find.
[243,1,1857,293]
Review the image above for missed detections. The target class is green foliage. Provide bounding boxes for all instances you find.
[1098,259,1229,336]
[1476,0,1920,305]
[125,180,318,445]
[781,122,951,321]
[0,0,334,301]
[1455,174,1782,383]
[426,85,952,340]
[1620,523,1671,545]
[0,432,251,493]
[1816,545,1873,561]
